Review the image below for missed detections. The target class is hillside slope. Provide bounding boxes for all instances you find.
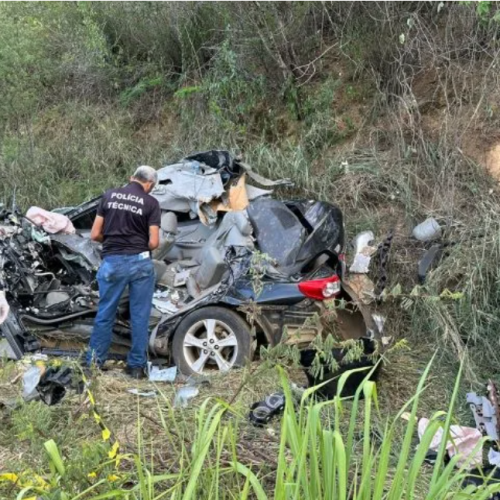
[1,1,500,388]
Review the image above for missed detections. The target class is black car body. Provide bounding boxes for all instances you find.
[0,152,381,374]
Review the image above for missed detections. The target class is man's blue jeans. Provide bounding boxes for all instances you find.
[86,253,155,368]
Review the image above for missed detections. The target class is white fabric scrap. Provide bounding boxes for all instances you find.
[350,231,376,273]
[26,207,75,234]
[418,418,483,468]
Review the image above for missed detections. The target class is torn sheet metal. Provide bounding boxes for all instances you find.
[154,163,225,213]
[50,234,102,270]
[239,163,293,188]
[212,174,249,213]
[152,289,179,315]
[246,184,273,200]
[152,298,178,315]
[247,197,306,269]
[350,231,376,273]
[0,338,17,359]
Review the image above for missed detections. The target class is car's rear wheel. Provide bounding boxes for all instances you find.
[171,307,253,375]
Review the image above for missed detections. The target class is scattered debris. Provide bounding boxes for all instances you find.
[467,379,500,466]
[349,231,376,273]
[249,392,286,427]
[22,365,44,402]
[174,386,199,407]
[403,378,500,495]
[299,338,380,399]
[373,230,394,297]
[344,274,376,305]
[418,244,443,283]
[37,366,79,406]
[417,417,483,468]
[462,471,500,500]
[22,363,82,405]
[412,217,442,242]
[127,389,157,398]
[147,363,177,382]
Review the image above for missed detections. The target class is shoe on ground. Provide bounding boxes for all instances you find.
[125,366,146,380]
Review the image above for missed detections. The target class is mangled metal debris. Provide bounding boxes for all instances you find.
[22,362,83,405]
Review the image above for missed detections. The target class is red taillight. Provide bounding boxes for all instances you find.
[298,275,341,301]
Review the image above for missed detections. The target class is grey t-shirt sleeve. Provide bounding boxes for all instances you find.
[148,200,161,227]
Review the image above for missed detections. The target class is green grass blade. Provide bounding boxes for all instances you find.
[232,462,268,500]
[44,439,65,477]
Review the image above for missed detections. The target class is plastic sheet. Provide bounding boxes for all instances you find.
[174,386,199,407]
[147,362,177,382]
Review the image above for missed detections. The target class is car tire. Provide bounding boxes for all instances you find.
[172,306,253,375]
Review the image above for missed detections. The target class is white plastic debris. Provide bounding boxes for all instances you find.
[373,314,386,334]
[174,386,199,408]
[31,353,49,361]
[22,365,43,401]
[147,362,177,382]
[127,389,157,398]
[412,217,441,242]
[152,298,178,315]
[350,231,376,273]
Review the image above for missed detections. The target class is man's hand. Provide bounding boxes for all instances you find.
[0,291,9,325]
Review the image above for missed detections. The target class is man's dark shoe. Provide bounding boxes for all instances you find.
[125,366,146,380]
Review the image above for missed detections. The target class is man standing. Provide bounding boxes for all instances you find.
[87,166,161,379]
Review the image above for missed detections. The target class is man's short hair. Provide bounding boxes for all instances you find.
[133,165,158,185]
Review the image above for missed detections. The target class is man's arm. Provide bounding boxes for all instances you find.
[91,215,105,243]
[149,226,159,250]
[148,201,161,251]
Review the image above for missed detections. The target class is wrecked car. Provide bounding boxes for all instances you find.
[0,151,382,375]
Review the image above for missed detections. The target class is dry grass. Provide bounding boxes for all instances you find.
[0,342,451,488]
